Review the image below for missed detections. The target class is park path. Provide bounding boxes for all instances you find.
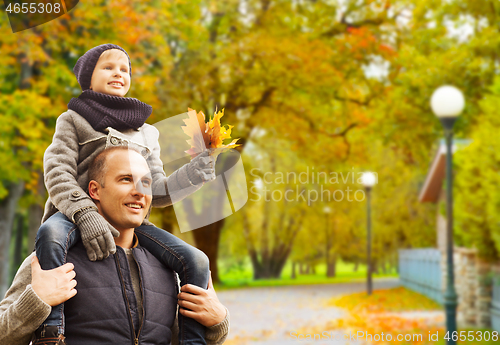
[216,278,404,345]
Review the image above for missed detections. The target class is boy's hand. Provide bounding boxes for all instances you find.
[74,209,119,261]
[177,272,227,327]
[31,256,77,306]
[187,150,216,185]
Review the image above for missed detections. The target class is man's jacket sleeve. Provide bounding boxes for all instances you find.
[170,306,230,345]
[0,253,51,345]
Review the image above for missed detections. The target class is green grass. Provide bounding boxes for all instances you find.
[215,258,398,289]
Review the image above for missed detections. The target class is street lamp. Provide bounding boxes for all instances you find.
[361,172,377,295]
[430,85,465,345]
[323,206,333,277]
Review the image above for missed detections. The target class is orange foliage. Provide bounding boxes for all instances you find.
[182,108,240,158]
[298,288,445,345]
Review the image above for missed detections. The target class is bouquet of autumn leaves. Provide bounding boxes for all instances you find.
[182,108,240,160]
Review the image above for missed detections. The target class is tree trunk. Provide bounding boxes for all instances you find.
[191,220,224,283]
[13,214,25,275]
[28,203,43,251]
[242,204,304,281]
[181,149,242,284]
[252,250,288,279]
[291,261,296,279]
[160,206,176,234]
[0,181,25,297]
[327,253,337,278]
[27,171,45,252]
[354,260,359,272]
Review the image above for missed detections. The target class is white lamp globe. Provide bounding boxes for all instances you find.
[430,85,465,118]
[361,172,377,188]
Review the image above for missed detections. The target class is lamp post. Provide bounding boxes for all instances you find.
[361,172,376,295]
[430,85,465,345]
[324,206,332,277]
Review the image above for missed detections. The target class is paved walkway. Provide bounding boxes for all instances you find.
[217,278,404,345]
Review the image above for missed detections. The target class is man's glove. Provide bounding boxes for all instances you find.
[74,208,120,261]
[186,150,216,185]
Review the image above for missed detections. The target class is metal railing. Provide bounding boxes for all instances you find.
[398,248,442,304]
[492,277,500,332]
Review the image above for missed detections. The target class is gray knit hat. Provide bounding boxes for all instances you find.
[73,44,132,91]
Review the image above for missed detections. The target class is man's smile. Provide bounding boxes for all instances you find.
[125,202,144,212]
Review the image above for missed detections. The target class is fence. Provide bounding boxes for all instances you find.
[398,248,442,304]
[492,277,500,332]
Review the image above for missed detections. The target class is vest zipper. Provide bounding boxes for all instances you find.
[114,253,137,344]
[131,250,145,343]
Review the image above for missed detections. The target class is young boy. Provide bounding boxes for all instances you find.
[35,44,214,345]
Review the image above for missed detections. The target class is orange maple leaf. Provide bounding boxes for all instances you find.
[182,108,209,157]
[182,108,240,158]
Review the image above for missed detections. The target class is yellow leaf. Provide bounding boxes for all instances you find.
[182,108,241,158]
[182,108,210,157]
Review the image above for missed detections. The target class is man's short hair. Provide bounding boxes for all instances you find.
[88,146,142,187]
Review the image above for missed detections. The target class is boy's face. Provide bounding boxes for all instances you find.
[89,49,131,97]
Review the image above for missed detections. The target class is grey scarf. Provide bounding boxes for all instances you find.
[68,90,152,132]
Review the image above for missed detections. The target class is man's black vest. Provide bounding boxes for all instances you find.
[64,240,178,345]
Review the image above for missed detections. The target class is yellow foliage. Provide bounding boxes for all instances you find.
[182,108,240,158]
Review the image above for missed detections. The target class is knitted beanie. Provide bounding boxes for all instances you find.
[73,44,132,91]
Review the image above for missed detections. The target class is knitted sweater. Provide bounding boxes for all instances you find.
[0,252,230,345]
[42,109,200,223]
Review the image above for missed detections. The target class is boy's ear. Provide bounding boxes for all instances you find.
[88,180,101,201]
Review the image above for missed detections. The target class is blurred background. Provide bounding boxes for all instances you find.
[1,0,500,344]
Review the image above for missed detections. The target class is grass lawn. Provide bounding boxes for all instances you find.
[215,258,398,289]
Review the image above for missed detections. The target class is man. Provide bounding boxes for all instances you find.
[0,146,229,345]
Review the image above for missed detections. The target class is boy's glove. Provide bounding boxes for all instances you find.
[186,150,216,185]
[74,208,120,261]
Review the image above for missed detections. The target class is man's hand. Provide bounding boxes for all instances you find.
[31,256,77,307]
[177,272,227,327]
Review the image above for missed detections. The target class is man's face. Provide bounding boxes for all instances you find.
[91,150,152,232]
[89,49,131,97]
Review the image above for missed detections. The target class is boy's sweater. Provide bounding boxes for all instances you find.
[0,252,230,345]
[42,109,199,224]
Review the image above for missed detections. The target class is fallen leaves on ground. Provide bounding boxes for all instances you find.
[328,287,442,313]
[299,287,445,345]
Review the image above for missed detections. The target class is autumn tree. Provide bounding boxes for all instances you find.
[238,134,308,279]
[454,77,500,261]
[4,0,500,289]
[151,0,408,281]
[0,0,181,293]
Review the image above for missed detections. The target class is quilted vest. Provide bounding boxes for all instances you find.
[64,240,178,345]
